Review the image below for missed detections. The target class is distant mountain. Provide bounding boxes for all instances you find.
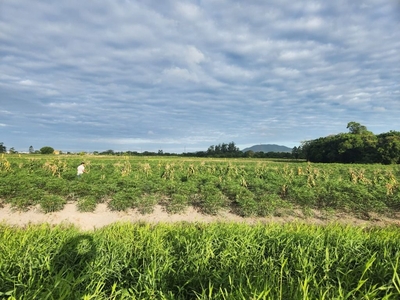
[241,144,292,153]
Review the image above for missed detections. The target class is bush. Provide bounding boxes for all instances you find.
[197,184,227,215]
[39,195,66,213]
[165,193,189,214]
[108,192,133,211]
[77,196,98,212]
[233,188,258,217]
[133,193,158,214]
[40,146,55,154]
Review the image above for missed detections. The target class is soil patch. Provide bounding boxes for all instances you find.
[1,203,400,230]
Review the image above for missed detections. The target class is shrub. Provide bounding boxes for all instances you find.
[108,192,133,211]
[132,193,158,214]
[233,188,258,217]
[39,195,66,213]
[77,196,98,212]
[196,183,227,215]
[165,193,189,214]
[40,146,55,154]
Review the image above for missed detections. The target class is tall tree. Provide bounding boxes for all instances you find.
[376,131,400,164]
[9,147,17,154]
[29,145,34,154]
[347,122,369,134]
[207,145,215,155]
[0,142,6,153]
[228,142,239,153]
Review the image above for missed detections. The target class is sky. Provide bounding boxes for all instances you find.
[1,0,399,154]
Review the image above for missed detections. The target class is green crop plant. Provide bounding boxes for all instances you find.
[256,193,287,216]
[108,191,133,211]
[196,183,227,215]
[77,196,98,212]
[39,194,66,213]
[132,193,158,214]
[0,156,399,218]
[0,157,11,172]
[165,193,190,214]
[233,187,258,217]
[161,163,175,180]
[139,162,152,176]
[42,158,68,178]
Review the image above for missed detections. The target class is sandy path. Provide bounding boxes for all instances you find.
[0,203,251,230]
[1,203,252,231]
[1,202,400,230]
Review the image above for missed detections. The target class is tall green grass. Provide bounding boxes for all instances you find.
[1,222,399,299]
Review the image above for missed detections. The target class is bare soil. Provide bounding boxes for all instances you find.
[1,202,400,230]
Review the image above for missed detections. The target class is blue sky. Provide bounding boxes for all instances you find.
[1,0,399,153]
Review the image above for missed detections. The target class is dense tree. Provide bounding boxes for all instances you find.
[228,142,239,153]
[40,146,55,154]
[207,145,215,155]
[346,121,369,135]
[0,142,6,153]
[243,150,255,158]
[292,146,300,159]
[301,122,399,164]
[376,131,400,164]
[100,149,115,155]
[205,142,241,157]
[9,147,17,154]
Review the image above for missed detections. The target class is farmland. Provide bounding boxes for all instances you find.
[1,155,400,299]
[0,155,399,216]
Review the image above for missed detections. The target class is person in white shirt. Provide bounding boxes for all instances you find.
[77,162,86,178]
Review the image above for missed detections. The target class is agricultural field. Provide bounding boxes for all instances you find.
[1,155,400,299]
[0,155,399,217]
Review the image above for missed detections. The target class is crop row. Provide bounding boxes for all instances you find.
[0,156,399,216]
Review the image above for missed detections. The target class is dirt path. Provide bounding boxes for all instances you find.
[1,203,400,230]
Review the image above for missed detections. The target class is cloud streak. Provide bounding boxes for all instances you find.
[0,0,399,153]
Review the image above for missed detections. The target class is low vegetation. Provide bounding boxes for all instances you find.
[1,155,400,298]
[0,155,399,217]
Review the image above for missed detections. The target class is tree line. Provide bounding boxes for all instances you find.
[96,142,292,159]
[2,122,399,164]
[0,141,293,159]
[297,122,400,164]
[0,144,55,155]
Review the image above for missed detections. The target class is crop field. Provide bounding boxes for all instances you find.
[1,155,400,299]
[0,155,399,216]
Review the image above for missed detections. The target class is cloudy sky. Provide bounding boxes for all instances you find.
[1,0,399,153]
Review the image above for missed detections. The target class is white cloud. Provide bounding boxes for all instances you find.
[175,2,202,20]
[0,0,399,153]
[19,80,34,86]
[48,102,79,109]
[373,106,386,112]
[273,67,300,77]
[185,46,205,65]
[279,50,313,61]
[162,67,199,82]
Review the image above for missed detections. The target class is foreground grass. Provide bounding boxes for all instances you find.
[1,222,400,299]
